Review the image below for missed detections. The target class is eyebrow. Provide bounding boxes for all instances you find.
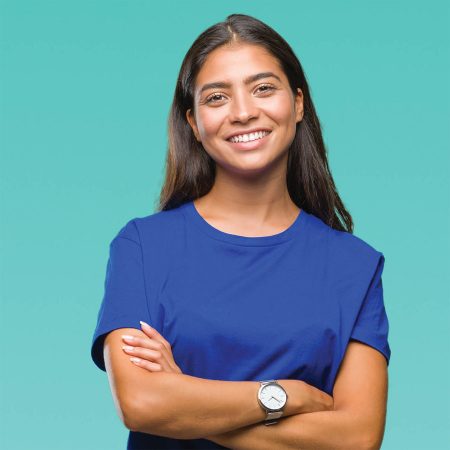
[198,72,282,95]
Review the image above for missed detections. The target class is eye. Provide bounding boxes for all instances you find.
[204,84,275,104]
[205,93,226,104]
[255,84,275,94]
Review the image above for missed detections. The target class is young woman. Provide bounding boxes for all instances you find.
[91,14,391,450]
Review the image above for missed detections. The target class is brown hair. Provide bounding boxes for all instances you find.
[157,13,353,233]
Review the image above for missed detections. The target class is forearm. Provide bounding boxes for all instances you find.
[130,373,303,439]
[206,409,371,450]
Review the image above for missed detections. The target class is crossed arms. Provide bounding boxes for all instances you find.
[103,328,388,450]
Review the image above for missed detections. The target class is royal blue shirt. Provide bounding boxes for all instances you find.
[91,200,391,450]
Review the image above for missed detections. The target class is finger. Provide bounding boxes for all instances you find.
[122,335,162,352]
[122,345,162,361]
[123,335,174,370]
[133,323,181,374]
[130,357,162,372]
[123,344,173,373]
[140,321,171,349]
[137,324,182,372]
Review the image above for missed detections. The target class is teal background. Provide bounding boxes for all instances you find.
[1,1,449,449]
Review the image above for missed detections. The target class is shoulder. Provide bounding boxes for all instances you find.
[112,203,187,247]
[306,211,383,274]
[330,226,382,267]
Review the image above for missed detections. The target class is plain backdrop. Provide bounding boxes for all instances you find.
[1,1,449,449]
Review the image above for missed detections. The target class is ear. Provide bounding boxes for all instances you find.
[186,108,201,142]
[294,88,304,123]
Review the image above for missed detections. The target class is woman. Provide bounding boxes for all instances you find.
[91,13,391,450]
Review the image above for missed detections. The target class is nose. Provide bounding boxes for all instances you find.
[228,91,259,123]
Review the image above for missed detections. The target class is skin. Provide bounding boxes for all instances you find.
[121,321,182,373]
[114,44,389,448]
[185,42,304,237]
[121,324,388,450]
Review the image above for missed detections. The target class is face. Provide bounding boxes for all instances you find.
[186,43,304,176]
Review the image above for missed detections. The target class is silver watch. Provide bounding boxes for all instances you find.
[257,380,288,425]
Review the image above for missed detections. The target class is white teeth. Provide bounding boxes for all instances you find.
[229,130,270,143]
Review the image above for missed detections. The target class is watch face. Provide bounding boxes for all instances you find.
[259,383,287,411]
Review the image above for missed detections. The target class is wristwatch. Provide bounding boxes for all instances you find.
[257,380,288,425]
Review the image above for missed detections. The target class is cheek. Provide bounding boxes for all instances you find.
[265,94,296,125]
[197,109,225,138]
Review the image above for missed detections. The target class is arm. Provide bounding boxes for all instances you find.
[205,341,389,450]
[104,328,332,439]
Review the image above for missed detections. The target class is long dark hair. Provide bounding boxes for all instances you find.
[157,13,353,233]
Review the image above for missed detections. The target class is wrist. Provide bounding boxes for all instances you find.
[288,379,334,414]
[277,379,305,415]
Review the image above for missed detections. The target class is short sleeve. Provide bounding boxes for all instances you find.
[90,219,151,371]
[350,253,391,366]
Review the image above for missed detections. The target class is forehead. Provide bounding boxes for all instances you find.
[195,44,285,87]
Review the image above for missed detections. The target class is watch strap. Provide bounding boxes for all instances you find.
[264,410,284,425]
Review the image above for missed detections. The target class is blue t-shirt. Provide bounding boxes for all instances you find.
[91,200,391,450]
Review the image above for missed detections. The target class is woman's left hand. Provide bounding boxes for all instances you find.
[121,321,183,374]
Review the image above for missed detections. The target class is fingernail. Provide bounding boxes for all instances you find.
[122,335,134,341]
[140,320,151,329]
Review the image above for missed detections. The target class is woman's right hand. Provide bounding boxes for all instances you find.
[279,379,334,416]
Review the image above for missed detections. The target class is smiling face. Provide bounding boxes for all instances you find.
[186,43,304,176]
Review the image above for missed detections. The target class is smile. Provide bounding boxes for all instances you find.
[226,129,272,151]
[228,130,271,143]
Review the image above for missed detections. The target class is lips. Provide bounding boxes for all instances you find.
[225,128,272,141]
[229,130,271,144]
[226,128,272,150]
